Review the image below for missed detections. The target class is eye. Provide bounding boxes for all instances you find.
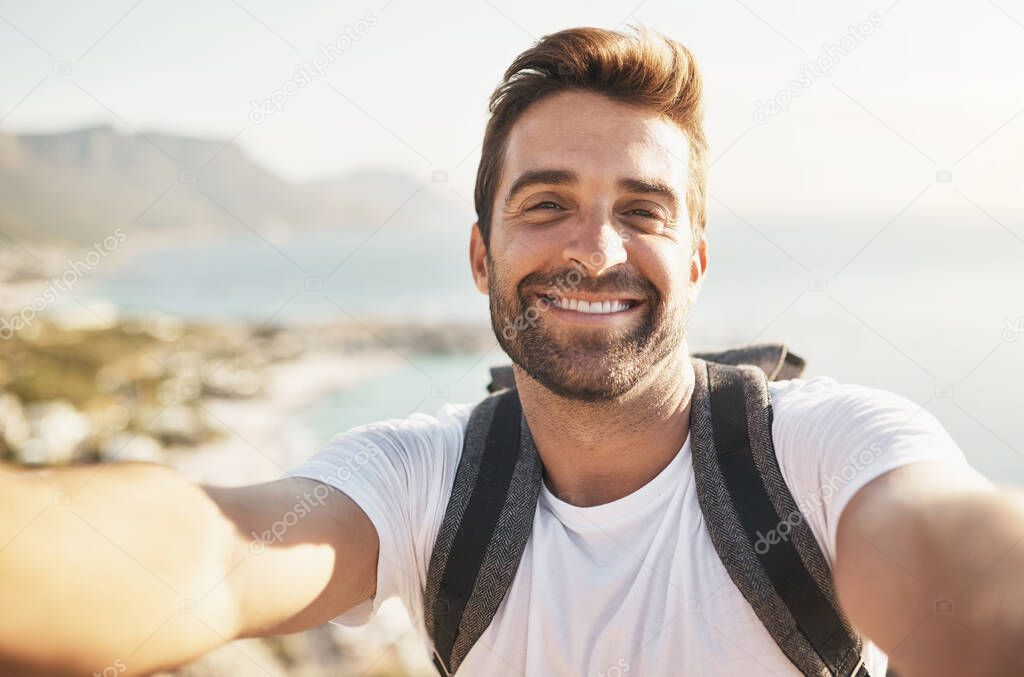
[527,200,563,211]
[625,208,658,219]
[622,206,669,224]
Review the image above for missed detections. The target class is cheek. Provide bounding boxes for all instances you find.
[494,225,559,282]
[625,239,684,297]
[507,220,563,253]
[488,244,532,298]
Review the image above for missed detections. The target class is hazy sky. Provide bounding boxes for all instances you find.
[1,0,1022,219]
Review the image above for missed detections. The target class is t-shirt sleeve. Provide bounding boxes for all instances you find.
[284,402,475,626]
[769,376,974,563]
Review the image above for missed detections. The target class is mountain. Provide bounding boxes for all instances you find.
[0,125,467,244]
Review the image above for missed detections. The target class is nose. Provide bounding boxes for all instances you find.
[561,208,629,276]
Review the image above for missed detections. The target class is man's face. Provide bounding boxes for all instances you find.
[470,90,708,401]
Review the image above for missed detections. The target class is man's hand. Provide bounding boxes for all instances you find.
[834,461,1024,676]
[0,463,378,676]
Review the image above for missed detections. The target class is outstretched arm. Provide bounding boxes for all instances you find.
[834,462,1024,676]
[0,462,378,676]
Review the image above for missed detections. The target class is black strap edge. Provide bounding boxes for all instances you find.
[748,372,865,675]
[429,389,522,674]
[706,360,866,676]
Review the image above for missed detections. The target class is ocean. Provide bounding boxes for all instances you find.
[76,216,1024,485]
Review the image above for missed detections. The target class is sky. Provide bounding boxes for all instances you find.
[2,1,1024,482]
[1,0,1022,221]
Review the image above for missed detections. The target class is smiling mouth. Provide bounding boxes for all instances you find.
[537,293,644,315]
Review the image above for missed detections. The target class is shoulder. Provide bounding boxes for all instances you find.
[333,400,477,446]
[767,374,958,452]
[765,375,970,559]
[305,401,475,471]
[286,400,479,624]
[291,401,478,513]
[769,373,920,417]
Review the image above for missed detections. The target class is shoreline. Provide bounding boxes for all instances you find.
[166,349,400,486]
[159,346,437,676]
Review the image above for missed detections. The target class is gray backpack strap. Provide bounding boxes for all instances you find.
[487,364,516,393]
[689,356,868,676]
[426,346,869,676]
[692,341,806,380]
[423,387,543,675]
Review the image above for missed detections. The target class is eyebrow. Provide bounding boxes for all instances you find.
[616,177,681,213]
[504,169,578,206]
[503,168,681,213]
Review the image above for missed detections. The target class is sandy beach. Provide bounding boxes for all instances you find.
[166,349,400,486]
[155,347,436,677]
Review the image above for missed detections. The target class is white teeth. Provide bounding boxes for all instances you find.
[548,296,631,314]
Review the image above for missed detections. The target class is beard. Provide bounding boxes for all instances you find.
[489,261,688,402]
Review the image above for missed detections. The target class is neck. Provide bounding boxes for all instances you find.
[515,343,695,507]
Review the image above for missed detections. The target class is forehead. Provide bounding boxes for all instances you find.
[501,90,690,190]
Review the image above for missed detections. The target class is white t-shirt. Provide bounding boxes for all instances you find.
[287,375,971,676]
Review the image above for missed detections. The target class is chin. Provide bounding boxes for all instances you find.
[515,340,653,402]
[490,286,686,401]
[531,370,638,402]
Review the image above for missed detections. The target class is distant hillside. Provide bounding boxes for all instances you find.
[0,125,466,244]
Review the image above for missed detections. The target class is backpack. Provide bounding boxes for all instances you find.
[423,343,870,676]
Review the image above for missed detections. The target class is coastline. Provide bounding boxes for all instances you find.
[0,238,489,676]
[156,346,437,677]
[165,349,400,486]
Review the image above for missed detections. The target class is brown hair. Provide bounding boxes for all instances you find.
[473,26,708,246]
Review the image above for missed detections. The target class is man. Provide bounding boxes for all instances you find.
[1,26,1023,677]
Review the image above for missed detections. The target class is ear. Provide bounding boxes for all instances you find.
[469,223,490,294]
[687,236,709,302]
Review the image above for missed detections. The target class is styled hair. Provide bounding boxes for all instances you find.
[473,26,708,246]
